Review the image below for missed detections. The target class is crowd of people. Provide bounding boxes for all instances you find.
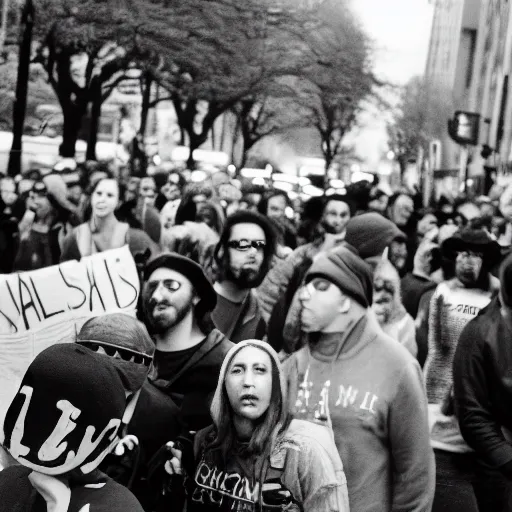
[1,159,512,511]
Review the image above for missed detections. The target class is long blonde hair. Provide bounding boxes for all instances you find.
[207,340,290,466]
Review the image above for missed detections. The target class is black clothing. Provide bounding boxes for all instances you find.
[401,272,437,318]
[153,338,209,384]
[0,465,144,512]
[148,328,233,432]
[453,297,512,471]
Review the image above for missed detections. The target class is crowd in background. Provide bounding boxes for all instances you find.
[2,159,512,511]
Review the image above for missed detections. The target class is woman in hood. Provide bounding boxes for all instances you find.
[372,256,417,357]
[161,340,349,512]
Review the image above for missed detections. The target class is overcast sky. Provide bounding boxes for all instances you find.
[348,0,434,166]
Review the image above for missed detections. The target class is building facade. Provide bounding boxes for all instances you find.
[467,0,512,186]
[424,0,482,181]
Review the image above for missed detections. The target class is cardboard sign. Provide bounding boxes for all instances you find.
[0,246,140,437]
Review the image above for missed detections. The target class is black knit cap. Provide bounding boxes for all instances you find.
[306,245,373,307]
[144,252,217,312]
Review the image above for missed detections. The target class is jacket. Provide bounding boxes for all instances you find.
[148,328,234,432]
[283,314,435,512]
[189,420,350,512]
[453,297,512,472]
[212,290,266,344]
[257,242,322,322]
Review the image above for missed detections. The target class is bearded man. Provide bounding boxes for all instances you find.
[211,211,277,343]
[140,252,233,431]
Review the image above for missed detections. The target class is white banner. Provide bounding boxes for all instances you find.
[0,246,140,438]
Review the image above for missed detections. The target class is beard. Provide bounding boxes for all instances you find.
[145,298,194,334]
[226,265,264,289]
[321,220,342,235]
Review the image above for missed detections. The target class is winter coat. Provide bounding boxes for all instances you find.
[453,297,512,474]
[189,420,350,512]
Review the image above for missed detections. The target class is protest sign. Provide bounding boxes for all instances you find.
[0,246,140,436]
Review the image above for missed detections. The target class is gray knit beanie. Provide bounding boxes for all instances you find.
[345,213,406,260]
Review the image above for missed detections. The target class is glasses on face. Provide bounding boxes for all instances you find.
[456,250,483,261]
[227,239,266,251]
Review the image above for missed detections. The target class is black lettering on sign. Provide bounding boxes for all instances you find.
[0,281,21,332]
[59,268,86,310]
[30,277,65,320]
[86,264,105,312]
[18,276,41,330]
[104,260,138,309]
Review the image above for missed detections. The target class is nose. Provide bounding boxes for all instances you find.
[299,283,313,302]
[243,369,255,387]
[151,282,166,302]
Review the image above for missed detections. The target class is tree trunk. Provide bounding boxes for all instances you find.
[139,73,153,140]
[59,106,83,158]
[7,0,34,177]
[86,84,102,161]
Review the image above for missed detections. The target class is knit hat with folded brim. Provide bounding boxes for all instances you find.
[345,212,406,261]
[306,245,373,307]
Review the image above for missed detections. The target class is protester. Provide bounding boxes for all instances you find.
[258,193,354,324]
[372,256,417,357]
[401,239,440,318]
[160,340,350,512]
[423,227,501,511]
[212,211,277,343]
[14,175,78,271]
[0,344,144,511]
[283,245,435,512]
[344,211,408,271]
[452,252,512,511]
[60,176,158,261]
[139,253,232,430]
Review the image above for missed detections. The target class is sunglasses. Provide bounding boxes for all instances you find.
[227,239,266,251]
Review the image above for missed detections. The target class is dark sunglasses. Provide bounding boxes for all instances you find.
[227,239,266,251]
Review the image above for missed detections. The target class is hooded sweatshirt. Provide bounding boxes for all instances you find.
[189,340,349,512]
[283,315,435,512]
[0,344,144,512]
[372,258,417,357]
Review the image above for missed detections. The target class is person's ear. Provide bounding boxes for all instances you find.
[192,294,200,306]
[339,297,350,313]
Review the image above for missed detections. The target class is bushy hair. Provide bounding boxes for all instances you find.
[213,210,277,282]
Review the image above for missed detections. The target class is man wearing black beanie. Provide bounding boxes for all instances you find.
[453,252,512,511]
[282,245,435,512]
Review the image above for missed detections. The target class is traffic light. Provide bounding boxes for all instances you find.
[448,111,480,145]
